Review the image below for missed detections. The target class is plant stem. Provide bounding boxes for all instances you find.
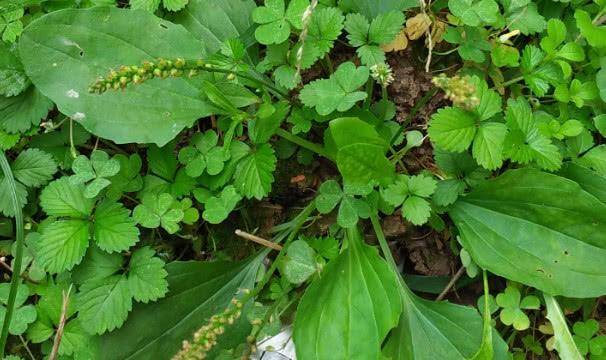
[500,75,525,88]
[389,88,437,146]
[369,212,398,273]
[0,152,25,357]
[275,128,333,160]
[248,202,316,300]
[364,78,374,109]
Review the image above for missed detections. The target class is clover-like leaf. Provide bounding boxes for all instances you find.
[280,240,318,284]
[300,62,369,115]
[201,185,242,224]
[496,286,539,331]
[252,0,309,45]
[133,193,184,234]
[0,283,36,335]
[70,150,120,198]
[178,130,229,178]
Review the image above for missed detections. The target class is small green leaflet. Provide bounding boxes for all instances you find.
[0,148,57,217]
[75,246,168,334]
[133,193,185,234]
[299,62,369,115]
[36,177,139,273]
[69,150,120,198]
[201,185,242,224]
[345,11,404,65]
[495,285,540,330]
[234,143,277,200]
[448,0,499,26]
[279,240,318,284]
[252,0,309,45]
[382,174,437,225]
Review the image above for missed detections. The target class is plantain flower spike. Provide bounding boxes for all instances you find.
[89,58,205,94]
[432,73,480,110]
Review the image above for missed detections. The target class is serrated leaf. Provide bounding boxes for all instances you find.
[402,196,431,225]
[40,177,94,218]
[127,247,168,303]
[300,62,369,115]
[162,0,188,11]
[12,148,57,187]
[0,86,53,134]
[93,201,139,253]
[0,176,27,217]
[129,0,161,12]
[428,107,477,152]
[234,143,277,200]
[35,219,90,273]
[72,247,123,285]
[77,275,132,335]
[472,122,507,170]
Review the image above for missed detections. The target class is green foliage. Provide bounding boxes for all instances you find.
[6,0,606,358]
[293,228,401,359]
[495,285,539,330]
[300,62,369,115]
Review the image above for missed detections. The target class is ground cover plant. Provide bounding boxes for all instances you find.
[0,0,605,358]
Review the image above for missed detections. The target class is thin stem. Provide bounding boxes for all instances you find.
[275,128,333,160]
[436,266,465,301]
[369,212,398,273]
[0,152,25,357]
[389,88,437,146]
[18,335,35,360]
[234,229,283,251]
[69,118,77,158]
[364,79,374,109]
[500,75,525,88]
[247,202,316,301]
[50,285,72,360]
[206,68,289,99]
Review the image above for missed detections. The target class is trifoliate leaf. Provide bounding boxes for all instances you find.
[133,193,184,234]
[280,240,317,284]
[300,7,344,68]
[472,122,507,170]
[202,185,242,224]
[77,275,132,335]
[299,62,369,115]
[127,247,168,303]
[178,131,228,177]
[503,98,562,170]
[521,46,562,97]
[11,148,57,187]
[315,180,343,213]
[368,11,405,44]
[35,219,90,273]
[106,153,143,201]
[402,196,432,225]
[432,179,466,207]
[93,201,139,253]
[407,174,437,197]
[234,144,277,200]
[501,0,546,34]
[70,150,120,198]
[72,247,123,285]
[428,107,477,152]
[449,0,499,26]
[253,0,308,45]
[40,177,94,218]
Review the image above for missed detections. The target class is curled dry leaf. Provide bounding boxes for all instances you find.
[381,28,409,52]
[405,13,432,40]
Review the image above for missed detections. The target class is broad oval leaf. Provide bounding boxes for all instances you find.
[450,168,606,297]
[293,227,401,359]
[19,7,215,145]
[100,255,263,359]
[383,287,509,360]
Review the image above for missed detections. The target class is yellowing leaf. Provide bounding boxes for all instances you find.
[380,28,408,52]
[405,13,431,41]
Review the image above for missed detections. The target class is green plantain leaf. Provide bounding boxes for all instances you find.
[19,7,215,145]
[383,286,509,360]
[450,168,606,298]
[100,255,263,359]
[293,227,401,360]
[544,294,584,360]
[168,0,257,54]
